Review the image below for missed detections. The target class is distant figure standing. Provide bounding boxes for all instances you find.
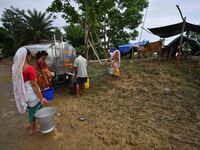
[110,46,121,77]
[73,51,88,97]
[182,42,192,61]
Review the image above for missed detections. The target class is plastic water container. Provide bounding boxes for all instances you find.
[108,67,114,75]
[43,87,54,101]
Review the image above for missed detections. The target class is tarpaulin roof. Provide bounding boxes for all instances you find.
[167,36,200,55]
[148,22,200,38]
[110,41,149,54]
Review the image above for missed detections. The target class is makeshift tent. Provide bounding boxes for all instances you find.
[167,36,200,56]
[110,41,149,54]
[148,22,200,38]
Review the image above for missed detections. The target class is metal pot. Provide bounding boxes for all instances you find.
[34,107,56,133]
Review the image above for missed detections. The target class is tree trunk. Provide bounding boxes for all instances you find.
[84,23,90,60]
[103,23,107,49]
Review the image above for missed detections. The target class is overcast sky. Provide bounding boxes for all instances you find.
[137,0,200,44]
[0,0,200,44]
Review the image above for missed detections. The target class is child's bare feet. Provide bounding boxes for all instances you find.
[28,128,39,135]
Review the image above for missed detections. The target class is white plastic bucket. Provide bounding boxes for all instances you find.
[109,67,114,75]
[34,107,56,133]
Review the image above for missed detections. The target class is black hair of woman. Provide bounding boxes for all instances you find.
[76,51,82,56]
[36,50,48,59]
[27,49,31,57]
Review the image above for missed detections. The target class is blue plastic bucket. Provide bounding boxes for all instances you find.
[43,87,54,101]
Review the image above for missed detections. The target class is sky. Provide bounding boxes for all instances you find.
[0,0,67,28]
[0,0,200,44]
[136,0,200,44]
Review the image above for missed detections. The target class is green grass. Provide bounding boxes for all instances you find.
[52,59,200,149]
[88,59,200,93]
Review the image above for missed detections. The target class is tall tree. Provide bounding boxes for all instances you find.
[48,0,148,57]
[51,27,63,40]
[63,24,84,49]
[0,27,14,56]
[24,9,55,43]
[1,6,28,49]
[1,6,55,53]
[48,0,98,59]
[96,0,148,46]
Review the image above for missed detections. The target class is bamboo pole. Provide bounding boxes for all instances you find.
[88,39,101,63]
[89,32,101,61]
[131,48,134,59]
[139,7,148,42]
[176,5,186,68]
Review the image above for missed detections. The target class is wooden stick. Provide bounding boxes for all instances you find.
[131,48,134,59]
[89,32,103,63]
[88,40,101,63]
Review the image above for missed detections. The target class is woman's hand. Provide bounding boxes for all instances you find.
[41,98,48,105]
[45,79,50,85]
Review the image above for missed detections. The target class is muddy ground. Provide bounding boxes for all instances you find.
[0,58,200,150]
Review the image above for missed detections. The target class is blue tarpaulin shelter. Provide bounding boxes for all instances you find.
[110,41,149,54]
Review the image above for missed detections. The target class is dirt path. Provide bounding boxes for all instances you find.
[0,59,26,149]
[0,59,200,150]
